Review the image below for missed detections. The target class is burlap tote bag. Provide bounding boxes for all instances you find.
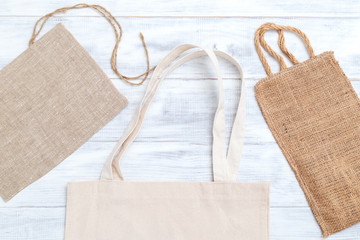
[0,4,153,202]
[254,22,360,237]
[64,44,270,240]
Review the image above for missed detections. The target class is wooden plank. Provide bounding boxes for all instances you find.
[0,141,307,207]
[89,78,275,143]
[0,15,359,210]
[89,79,360,143]
[0,0,358,17]
[270,207,360,240]
[0,208,66,240]
[0,17,359,80]
[2,59,360,209]
[1,17,360,143]
[1,207,359,240]
[0,3,360,239]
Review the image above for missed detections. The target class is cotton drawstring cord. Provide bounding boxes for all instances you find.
[29,3,155,85]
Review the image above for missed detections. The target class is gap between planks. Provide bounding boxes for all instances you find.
[0,15,359,19]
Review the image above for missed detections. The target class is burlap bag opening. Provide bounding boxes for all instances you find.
[254,22,360,237]
[0,4,154,202]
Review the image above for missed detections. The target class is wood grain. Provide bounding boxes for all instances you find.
[88,79,360,143]
[0,0,358,17]
[1,1,360,239]
[0,141,308,208]
[0,17,360,80]
[1,207,360,240]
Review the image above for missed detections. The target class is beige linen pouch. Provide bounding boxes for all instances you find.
[0,4,153,202]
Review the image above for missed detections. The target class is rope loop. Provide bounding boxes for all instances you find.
[29,3,155,85]
[255,22,315,76]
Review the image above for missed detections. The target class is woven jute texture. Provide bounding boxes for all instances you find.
[255,23,360,237]
[0,23,128,202]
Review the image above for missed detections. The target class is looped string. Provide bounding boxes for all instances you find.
[255,22,315,76]
[29,3,155,85]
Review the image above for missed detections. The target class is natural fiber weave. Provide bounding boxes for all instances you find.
[0,24,127,202]
[255,22,360,237]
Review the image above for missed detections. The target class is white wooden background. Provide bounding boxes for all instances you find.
[1,0,360,239]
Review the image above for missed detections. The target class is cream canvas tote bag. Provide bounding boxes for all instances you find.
[65,44,269,240]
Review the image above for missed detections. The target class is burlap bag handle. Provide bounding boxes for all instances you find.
[255,22,316,76]
[29,3,155,85]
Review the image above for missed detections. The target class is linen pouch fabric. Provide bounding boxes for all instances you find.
[0,23,127,202]
[254,22,360,237]
[0,3,155,202]
[65,45,270,240]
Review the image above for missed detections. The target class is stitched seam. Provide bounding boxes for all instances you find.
[255,51,334,90]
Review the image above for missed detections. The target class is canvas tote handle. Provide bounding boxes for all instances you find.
[28,3,155,85]
[255,22,316,76]
[101,44,245,182]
